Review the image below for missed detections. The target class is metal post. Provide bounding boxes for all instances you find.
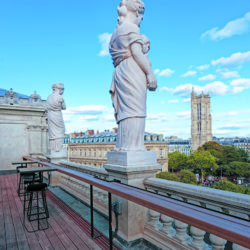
[108,192,113,250]
[90,185,94,238]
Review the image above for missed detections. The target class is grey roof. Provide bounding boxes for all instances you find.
[0,88,29,99]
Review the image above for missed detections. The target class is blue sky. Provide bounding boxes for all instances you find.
[0,0,249,138]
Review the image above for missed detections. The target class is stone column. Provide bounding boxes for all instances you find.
[104,151,161,246]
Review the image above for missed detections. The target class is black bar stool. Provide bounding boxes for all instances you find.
[23,183,49,232]
[18,172,42,197]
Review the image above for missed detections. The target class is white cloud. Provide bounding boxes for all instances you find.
[182,70,197,77]
[98,33,112,56]
[161,81,229,97]
[198,74,216,81]
[154,69,160,74]
[184,98,191,103]
[212,51,250,66]
[177,111,191,117]
[63,105,116,133]
[147,113,169,122]
[231,78,250,93]
[168,99,179,103]
[196,64,210,71]
[217,68,240,79]
[64,105,107,115]
[201,12,250,40]
[155,68,174,77]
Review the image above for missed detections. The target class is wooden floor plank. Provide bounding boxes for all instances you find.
[47,200,92,250]
[47,198,101,250]
[6,175,43,250]
[0,175,106,250]
[3,201,18,250]
[0,201,7,250]
[5,175,30,250]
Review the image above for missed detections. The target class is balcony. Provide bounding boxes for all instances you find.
[1,156,248,250]
[0,173,120,250]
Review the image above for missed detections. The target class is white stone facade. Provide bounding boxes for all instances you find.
[191,90,212,151]
[0,89,47,170]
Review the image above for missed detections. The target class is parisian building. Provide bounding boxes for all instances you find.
[191,89,212,151]
[65,130,169,171]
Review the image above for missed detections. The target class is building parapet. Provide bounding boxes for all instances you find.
[144,178,250,220]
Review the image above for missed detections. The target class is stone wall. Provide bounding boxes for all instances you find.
[0,104,47,170]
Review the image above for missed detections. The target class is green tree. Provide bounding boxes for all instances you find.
[180,170,197,185]
[229,161,250,178]
[156,172,180,182]
[198,141,223,152]
[237,148,249,162]
[187,151,218,183]
[168,151,188,173]
[198,141,224,165]
[212,180,250,195]
[222,146,241,164]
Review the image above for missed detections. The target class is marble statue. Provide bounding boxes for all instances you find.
[109,0,157,151]
[46,83,66,153]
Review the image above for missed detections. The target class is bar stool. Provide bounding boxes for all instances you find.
[23,183,49,232]
[18,172,42,197]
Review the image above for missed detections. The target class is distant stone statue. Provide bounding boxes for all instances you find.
[109,0,157,151]
[46,83,66,153]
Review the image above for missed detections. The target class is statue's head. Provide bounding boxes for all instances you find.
[52,83,64,95]
[117,0,145,26]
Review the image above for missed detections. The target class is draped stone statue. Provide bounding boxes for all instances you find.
[46,83,66,154]
[109,0,157,151]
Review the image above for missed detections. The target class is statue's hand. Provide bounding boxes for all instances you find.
[147,73,157,91]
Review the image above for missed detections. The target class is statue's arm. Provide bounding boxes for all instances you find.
[61,99,66,110]
[131,42,157,91]
[58,96,66,110]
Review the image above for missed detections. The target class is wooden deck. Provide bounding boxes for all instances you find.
[0,174,117,250]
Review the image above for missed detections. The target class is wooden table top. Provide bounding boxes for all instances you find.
[19,167,58,174]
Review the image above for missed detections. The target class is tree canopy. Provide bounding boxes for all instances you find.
[168,151,188,173]
[187,151,218,182]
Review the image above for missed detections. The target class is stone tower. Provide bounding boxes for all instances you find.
[191,89,212,151]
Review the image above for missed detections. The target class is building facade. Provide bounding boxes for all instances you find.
[66,131,169,171]
[191,90,212,151]
[0,88,48,170]
[168,139,191,156]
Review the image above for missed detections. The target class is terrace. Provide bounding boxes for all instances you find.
[1,157,249,250]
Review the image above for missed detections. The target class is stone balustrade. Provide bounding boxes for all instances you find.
[145,209,249,250]
[143,178,250,250]
[60,160,108,180]
[51,162,249,250]
[144,178,250,220]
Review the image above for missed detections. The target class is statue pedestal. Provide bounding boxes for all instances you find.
[46,149,67,164]
[104,151,161,246]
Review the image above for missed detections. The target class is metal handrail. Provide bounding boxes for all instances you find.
[23,156,250,249]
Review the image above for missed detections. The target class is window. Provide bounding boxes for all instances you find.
[160,149,164,158]
[94,149,96,157]
[71,150,73,156]
[88,150,91,157]
[98,150,102,158]
[75,149,77,156]
[80,149,82,156]
[84,150,87,157]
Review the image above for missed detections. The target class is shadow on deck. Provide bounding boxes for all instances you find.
[0,174,119,250]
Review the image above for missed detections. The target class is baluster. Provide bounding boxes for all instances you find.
[148,209,160,229]
[190,226,207,249]
[161,215,174,235]
[209,234,226,250]
[174,220,190,243]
